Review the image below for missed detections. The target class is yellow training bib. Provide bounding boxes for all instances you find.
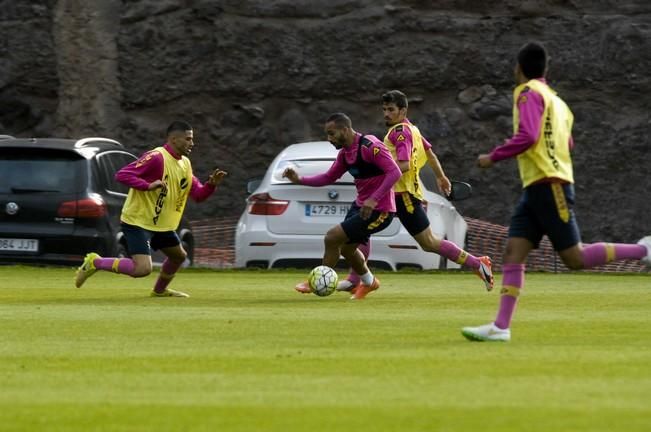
[384,122,427,200]
[121,147,193,231]
[514,79,574,187]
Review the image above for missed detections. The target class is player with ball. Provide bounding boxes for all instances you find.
[283,112,401,299]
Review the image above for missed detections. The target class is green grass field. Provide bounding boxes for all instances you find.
[1,266,650,432]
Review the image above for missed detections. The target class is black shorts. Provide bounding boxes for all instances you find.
[121,222,181,256]
[395,192,430,236]
[508,182,581,251]
[340,204,394,245]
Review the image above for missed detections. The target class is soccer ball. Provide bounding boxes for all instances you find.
[308,265,338,297]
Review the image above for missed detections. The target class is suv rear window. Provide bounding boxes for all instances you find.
[271,159,354,185]
[0,148,86,194]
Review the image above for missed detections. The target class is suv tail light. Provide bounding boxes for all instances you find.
[247,193,289,216]
[58,194,107,218]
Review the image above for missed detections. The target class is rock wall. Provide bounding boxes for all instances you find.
[1,0,650,242]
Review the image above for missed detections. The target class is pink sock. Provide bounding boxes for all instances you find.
[581,243,646,268]
[153,258,183,293]
[438,240,480,269]
[494,263,525,330]
[344,242,370,285]
[93,257,135,276]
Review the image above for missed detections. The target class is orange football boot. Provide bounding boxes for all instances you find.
[350,277,380,300]
[294,281,312,294]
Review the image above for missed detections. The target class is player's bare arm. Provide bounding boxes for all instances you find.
[147,179,166,190]
[436,176,452,196]
[207,168,228,187]
[282,167,300,184]
[425,149,451,195]
[359,197,378,220]
[477,154,494,168]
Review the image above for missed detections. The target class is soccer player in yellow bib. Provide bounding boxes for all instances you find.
[338,90,495,293]
[462,42,651,342]
[74,121,227,297]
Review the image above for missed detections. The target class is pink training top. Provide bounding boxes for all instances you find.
[385,118,433,162]
[490,79,574,162]
[300,133,401,212]
[115,144,216,202]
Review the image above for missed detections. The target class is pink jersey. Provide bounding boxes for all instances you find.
[385,118,432,162]
[490,79,574,162]
[300,134,400,212]
[115,144,215,203]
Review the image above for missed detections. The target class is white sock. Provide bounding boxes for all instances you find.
[337,280,354,291]
[360,271,374,286]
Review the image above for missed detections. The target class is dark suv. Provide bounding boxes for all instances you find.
[0,136,194,265]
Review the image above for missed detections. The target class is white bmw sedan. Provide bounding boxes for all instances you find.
[235,141,468,270]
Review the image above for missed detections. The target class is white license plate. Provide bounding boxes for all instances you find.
[305,203,350,217]
[0,238,39,252]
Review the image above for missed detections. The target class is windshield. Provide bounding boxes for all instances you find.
[0,150,85,194]
[271,159,354,185]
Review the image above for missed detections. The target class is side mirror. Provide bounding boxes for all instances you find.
[246,178,262,194]
[447,181,472,201]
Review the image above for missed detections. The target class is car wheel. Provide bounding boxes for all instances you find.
[181,236,194,267]
[115,241,129,259]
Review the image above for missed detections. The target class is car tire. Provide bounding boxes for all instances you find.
[115,241,129,259]
[181,236,194,267]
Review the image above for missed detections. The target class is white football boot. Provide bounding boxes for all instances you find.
[637,236,651,268]
[461,322,511,342]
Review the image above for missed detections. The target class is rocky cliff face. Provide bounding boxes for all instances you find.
[1,0,650,242]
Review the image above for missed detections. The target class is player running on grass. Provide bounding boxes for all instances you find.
[285,112,401,300]
[74,121,227,297]
[462,42,651,342]
[337,90,494,293]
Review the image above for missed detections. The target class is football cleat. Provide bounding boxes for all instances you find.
[637,236,651,268]
[150,289,189,298]
[75,252,100,288]
[474,256,494,291]
[461,322,511,342]
[350,277,380,300]
[294,281,312,294]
